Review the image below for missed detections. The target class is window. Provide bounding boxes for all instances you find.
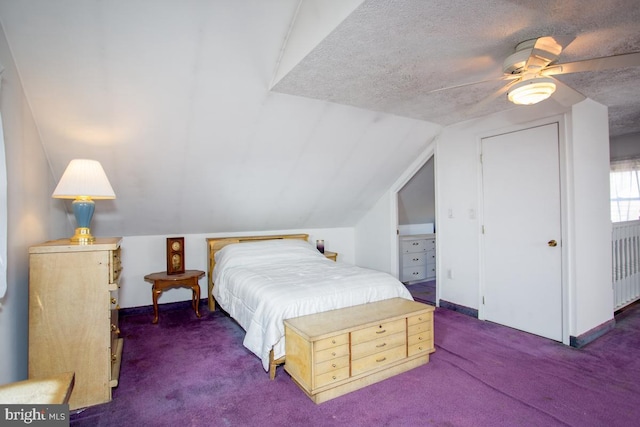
[0,112,6,299]
[610,159,640,222]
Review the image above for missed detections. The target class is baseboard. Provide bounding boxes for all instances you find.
[120,298,208,317]
[570,318,616,348]
[439,299,479,318]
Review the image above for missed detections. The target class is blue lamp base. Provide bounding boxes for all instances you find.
[71,197,96,243]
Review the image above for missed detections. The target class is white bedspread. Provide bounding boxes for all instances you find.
[212,239,413,371]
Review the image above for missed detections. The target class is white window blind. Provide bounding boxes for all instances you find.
[611,158,640,223]
[0,111,6,299]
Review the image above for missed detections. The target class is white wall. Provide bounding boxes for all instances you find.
[610,131,640,160]
[569,99,613,335]
[0,27,67,384]
[397,157,435,226]
[355,140,436,276]
[357,98,613,342]
[119,227,354,309]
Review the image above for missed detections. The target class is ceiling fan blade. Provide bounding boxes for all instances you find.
[465,79,520,116]
[426,74,519,95]
[542,51,640,76]
[524,35,575,72]
[549,77,586,107]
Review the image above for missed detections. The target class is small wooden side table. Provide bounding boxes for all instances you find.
[144,270,205,324]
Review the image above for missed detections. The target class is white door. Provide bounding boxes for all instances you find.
[481,123,562,341]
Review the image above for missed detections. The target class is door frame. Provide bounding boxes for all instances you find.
[477,115,570,345]
[390,144,437,299]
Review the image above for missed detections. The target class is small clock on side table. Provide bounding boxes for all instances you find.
[167,237,185,275]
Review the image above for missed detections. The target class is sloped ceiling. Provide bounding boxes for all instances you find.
[0,1,638,238]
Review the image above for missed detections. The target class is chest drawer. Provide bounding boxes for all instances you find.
[314,333,349,352]
[351,345,406,376]
[351,318,406,344]
[315,366,350,388]
[315,354,350,376]
[408,337,434,356]
[408,312,432,328]
[351,331,406,360]
[315,344,350,364]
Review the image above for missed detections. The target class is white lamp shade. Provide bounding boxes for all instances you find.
[52,159,116,199]
[507,77,557,105]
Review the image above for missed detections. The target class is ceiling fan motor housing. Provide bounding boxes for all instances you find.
[503,39,537,74]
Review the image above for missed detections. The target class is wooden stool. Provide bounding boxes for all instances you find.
[0,372,75,404]
[144,270,205,324]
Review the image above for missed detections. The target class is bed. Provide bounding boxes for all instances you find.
[206,234,414,378]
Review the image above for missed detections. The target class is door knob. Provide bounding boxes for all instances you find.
[548,240,558,247]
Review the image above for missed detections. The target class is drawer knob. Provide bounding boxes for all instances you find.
[331,339,336,344]
[111,297,117,304]
[332,375,337,380]
[331,352,336,356]
[332,363,337,368]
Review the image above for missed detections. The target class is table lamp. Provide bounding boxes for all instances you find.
[52,159,116,243]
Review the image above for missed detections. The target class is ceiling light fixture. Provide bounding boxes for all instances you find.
[507,77,556,105]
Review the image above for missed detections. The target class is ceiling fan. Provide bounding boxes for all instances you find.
[434,36,640,106]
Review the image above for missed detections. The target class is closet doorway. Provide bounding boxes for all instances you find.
[397,156,436,305]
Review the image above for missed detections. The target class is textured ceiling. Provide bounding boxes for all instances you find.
[273,0,640,138]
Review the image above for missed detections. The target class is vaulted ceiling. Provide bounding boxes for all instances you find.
[0,1,638,238]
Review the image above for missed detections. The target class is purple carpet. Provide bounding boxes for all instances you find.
[71,301,640,426]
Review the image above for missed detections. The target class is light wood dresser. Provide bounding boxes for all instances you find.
[28,237,123,410]
[284,298,435,404]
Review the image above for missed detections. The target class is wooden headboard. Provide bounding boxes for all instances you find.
[205,234,309,311]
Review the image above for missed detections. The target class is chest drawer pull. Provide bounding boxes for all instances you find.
[376,357,387,363]
[376,343,387,348]
[376,329,386,334]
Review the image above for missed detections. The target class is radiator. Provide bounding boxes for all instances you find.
[612,220,640,311]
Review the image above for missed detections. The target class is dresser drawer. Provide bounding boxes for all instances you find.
[401,239,428,253]
[351,331,406,360]
[315,366,350,388]
[351,318,406,344]
[315,354,350,376]
[110,247,122,284]
[424,239,435,251]
[402,252,427,267]
[315,344,350,364]
[402,267,427,282]
[351,345,406,376]
[314,333,349,352]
